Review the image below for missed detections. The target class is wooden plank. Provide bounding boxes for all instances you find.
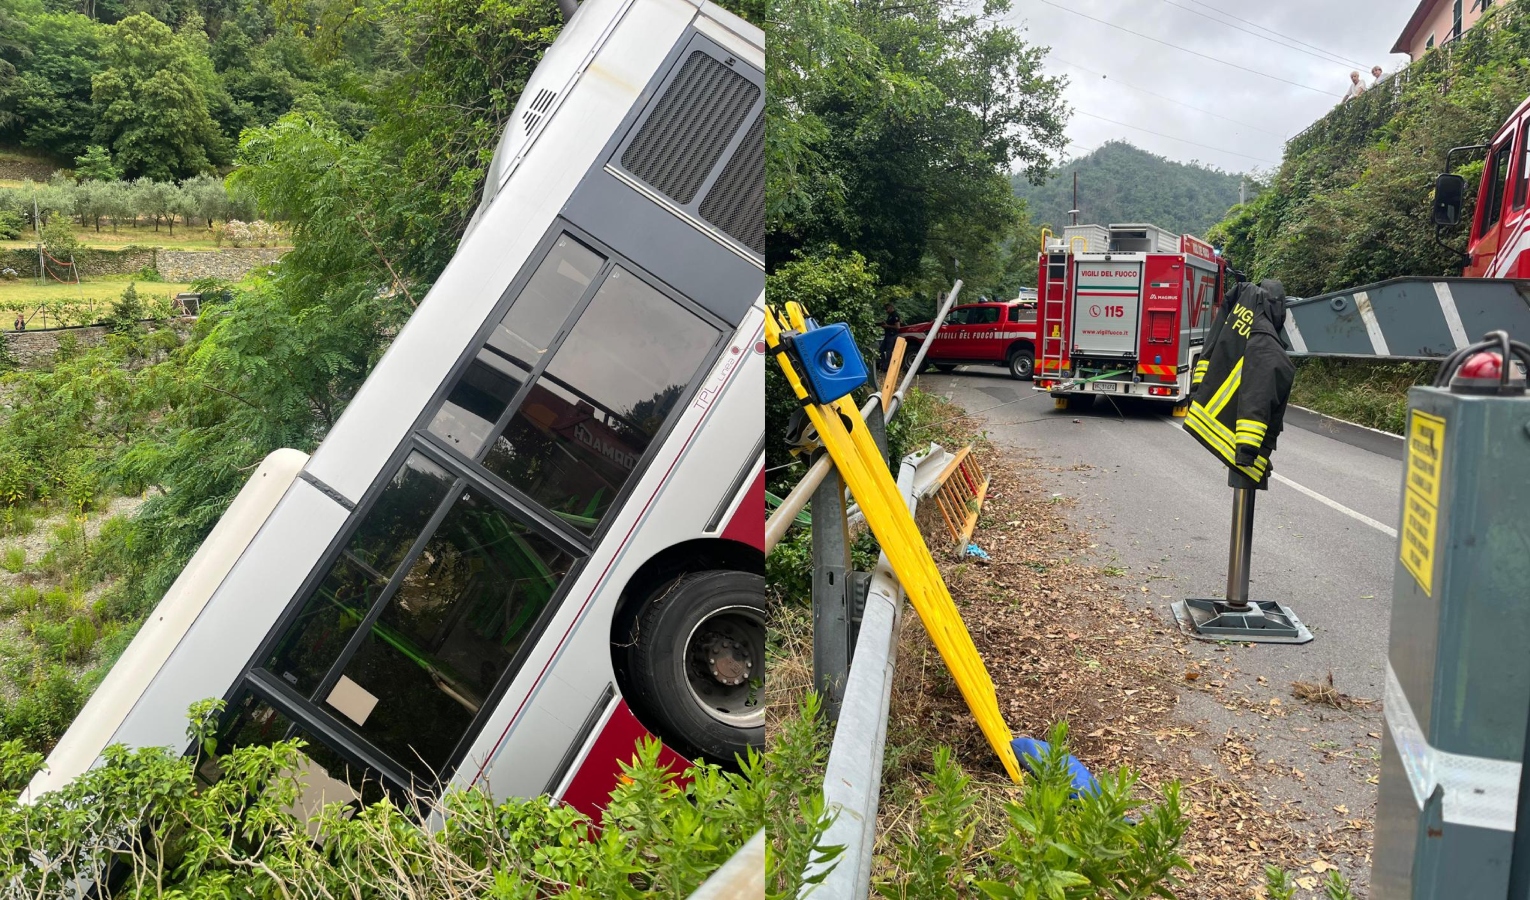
[880,338,906,410]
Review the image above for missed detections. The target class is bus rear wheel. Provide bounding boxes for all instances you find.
[629,570,765,766]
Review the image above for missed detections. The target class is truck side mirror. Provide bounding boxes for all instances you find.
[1433,173,1466,226]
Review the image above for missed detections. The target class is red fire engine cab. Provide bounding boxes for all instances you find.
[1445,92,1530,279]
[1033,223,1227,408]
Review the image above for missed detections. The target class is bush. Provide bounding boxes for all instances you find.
[0,547,24,574]
[0,701,784,897]
[40,218,79,257]
[875,724,1190,900]
[106,282,144,333]
[0,665,83,754]
[0,210,23,240]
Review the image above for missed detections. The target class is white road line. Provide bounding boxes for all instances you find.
[1161,419,1398,538]
[1270,472,1397,538]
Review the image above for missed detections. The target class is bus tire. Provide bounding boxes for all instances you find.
[629,570,765,766]
[1007,348,1034,380]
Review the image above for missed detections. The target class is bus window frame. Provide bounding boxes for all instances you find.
[230,220,733,797]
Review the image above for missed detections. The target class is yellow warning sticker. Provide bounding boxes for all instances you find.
[1401,410,1446,595]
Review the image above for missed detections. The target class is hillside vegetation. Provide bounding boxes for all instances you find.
[1206,0,1530,297]
[1012,141,1244,237]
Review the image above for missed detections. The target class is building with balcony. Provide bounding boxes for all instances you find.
[1393,0,1496,59]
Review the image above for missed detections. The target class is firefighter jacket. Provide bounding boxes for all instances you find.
[1183,280,1295,488]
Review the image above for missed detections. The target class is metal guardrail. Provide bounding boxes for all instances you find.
[762,281,967,899]
[799,446,955,900]
[685,829,765,900]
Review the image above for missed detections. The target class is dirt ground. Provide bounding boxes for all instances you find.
[869,442,1376,898]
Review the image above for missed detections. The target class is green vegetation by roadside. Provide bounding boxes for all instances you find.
[0,703,783,897]
[1290,359,1435,435]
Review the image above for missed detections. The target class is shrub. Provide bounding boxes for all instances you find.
[0,665,83,753]
[0,701,784,896]
[874,723,1190,900]
[107,282,144,333]
[0,547,23,573]
[40,218,79,257]
[0,210,23,240]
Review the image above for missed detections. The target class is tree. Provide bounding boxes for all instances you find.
[73,144,118,180]
[765,0,1067,296]
[91,13,228,178]
[0,9,105,160]
[72,177,111,230]
[181,172,228,227]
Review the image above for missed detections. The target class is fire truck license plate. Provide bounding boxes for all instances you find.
[1094,382,1117,393]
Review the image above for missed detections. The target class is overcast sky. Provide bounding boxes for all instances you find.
[1001,0,1423,175]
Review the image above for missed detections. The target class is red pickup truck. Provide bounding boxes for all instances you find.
[899,299,1039,379]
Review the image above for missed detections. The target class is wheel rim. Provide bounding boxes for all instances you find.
[683,605,766,729]
[1012,355,1032,378]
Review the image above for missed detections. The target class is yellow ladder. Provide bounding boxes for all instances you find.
[929,445,990,551]
[766,302,1021,782]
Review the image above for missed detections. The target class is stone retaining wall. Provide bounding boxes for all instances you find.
[0,247,284,281]
[3,320,194,368]
[157,248,283,280]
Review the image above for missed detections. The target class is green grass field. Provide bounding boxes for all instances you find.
[0,276,195,328]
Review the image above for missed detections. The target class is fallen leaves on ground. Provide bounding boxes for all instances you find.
[871,441,1376,899]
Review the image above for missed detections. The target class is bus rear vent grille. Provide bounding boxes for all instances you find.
[698,113,763,254]
[522,88,557,133]
[621,51,758,205]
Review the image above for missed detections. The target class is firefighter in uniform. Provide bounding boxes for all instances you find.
[1184,278,1295,488]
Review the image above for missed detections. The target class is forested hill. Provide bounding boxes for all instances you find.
[1011,141,1244,238]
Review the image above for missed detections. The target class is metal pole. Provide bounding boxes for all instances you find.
[1071,172,1079,226]
[1224,487,1255,609]
[812,464,852,719]
[888,280,963,418]
[34,194,43,286]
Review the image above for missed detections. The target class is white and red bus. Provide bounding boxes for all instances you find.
[30,0,764,824]
[1033,223,1227,407]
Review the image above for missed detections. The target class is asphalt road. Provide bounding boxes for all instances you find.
[924,366,1400,876]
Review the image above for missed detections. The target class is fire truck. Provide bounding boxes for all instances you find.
[1433,93,1530,278]
[1032,223,1228,407]
[29,0,764,827]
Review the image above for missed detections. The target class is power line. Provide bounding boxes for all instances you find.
[1179,0,1370,69]
[1151,0,1366,70]
[1071,109,1280,165]
[1031,0,1333,96]
[1051,56,1286,138]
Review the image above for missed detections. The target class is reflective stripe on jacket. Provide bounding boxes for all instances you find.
[1182,282,1294,488]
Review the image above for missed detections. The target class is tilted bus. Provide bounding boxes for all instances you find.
[29,0,765,825]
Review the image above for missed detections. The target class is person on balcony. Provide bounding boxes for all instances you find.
[1343,71,1366,102]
